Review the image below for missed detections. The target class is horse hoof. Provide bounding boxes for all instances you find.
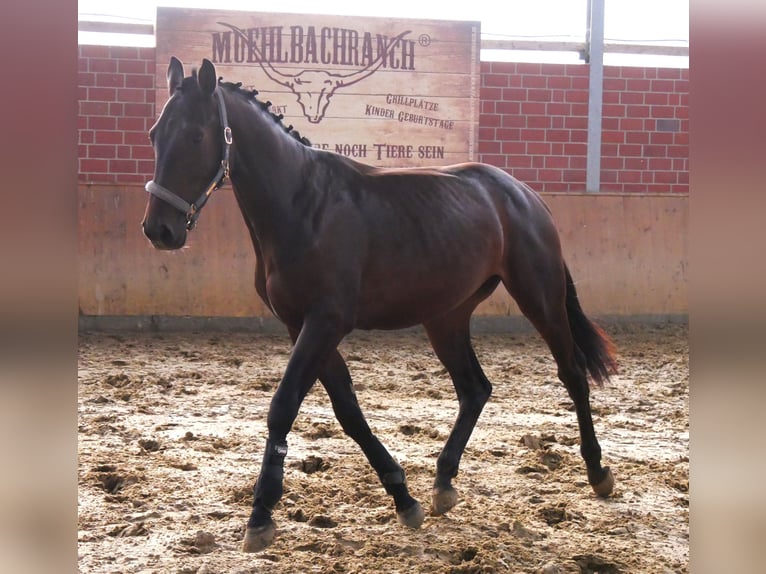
[591,467,615,498]
[397,501,425,529]
[242,523,276,553]
[431,486,459,516]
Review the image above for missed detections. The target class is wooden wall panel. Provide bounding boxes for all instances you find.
[79,185,687,319]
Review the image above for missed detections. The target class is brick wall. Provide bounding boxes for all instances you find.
[78,46,689,193]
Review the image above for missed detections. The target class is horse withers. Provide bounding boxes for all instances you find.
[142,57,618,552]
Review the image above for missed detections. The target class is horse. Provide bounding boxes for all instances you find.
[142,57,618,553]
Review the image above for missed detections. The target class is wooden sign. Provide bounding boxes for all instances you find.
[155,8,480,167]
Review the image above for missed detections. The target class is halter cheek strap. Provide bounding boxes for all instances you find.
[145,87,232,230]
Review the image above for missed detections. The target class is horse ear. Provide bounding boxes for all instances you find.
[199,59,217,96]
[167,57,184,96]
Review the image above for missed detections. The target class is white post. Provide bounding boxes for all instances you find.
[586,0,605,193]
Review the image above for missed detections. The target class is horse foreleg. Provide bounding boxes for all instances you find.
[424,317,492,516]
[318,350,424,528]
[242,317,345,553]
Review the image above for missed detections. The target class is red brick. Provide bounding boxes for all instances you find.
[654,171,677,184]
[118,59,147,74]
[125,132,151,146]
[484,74,509,87]
[521,102,546,115]
[79,158,108,173]
[516,63,542,75]
[125,103,154,118]
[657,68,681,79]
[89,58,117,73]
[522,75,547,89]
[565,90,588,103]
[602,131,625,144]
[602,117,619,130]
[545,155,569,169]
[480,86,502,101]
[501,141,526,155]
[563,169,585,182]
[496,101,521,115]
[88,116,116,130]
[603,78,626,91]
[547,129,571,143]
[668,145,688,158]
[626,79,651,92]
[651,79,675,92]
[539,169,562,182]
[96,73,125,88]
[80,101,109,115]
[496,129,521,144]
[620,92,643,105]
[506,155,532,168]
[480,114,502,127]
[652,106,675,118]
[88,87,116,101]
[649,158,673,171]
[89,144,116,158]
[571,76,589,90]
[95,131,122,145]
[531,156,545,168]
[619,144,643,157]
[520,129,546,141]
[625,158,647,170]
[138,160,156,175]
[645,92,669,106]
[118,88,148,103]
[569,156,587,169]
[502,88,527,101]
[603,104,626,117]
[626,105,650,118]
[601,157,624,170]
[528,88,552,102]
[501,115,525,128]
[110,159,138,173]
[527,142,551,155]
[478,141,500,155]
[564,143,587,156]
[546,102,570,115]
[117,117,148,132]
[551,116,564,129]
[125,74,154,89]
[626,131,649,144]
[527,114,551,129]
[547,76,571,89]
[78,72,95,87]
[564,116,587,130]
[643,145,665,157]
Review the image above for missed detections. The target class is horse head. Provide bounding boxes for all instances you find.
[142,57,228,250]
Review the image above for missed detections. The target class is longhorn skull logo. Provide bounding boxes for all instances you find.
[218,23,411,124]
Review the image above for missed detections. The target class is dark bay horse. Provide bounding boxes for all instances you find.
[142,58,618,552]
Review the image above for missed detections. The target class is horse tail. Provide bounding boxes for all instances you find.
[564,264,618,385]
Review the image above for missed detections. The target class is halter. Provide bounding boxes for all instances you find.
[144,87,232,230]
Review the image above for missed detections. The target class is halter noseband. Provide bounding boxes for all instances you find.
[144,87,232,230]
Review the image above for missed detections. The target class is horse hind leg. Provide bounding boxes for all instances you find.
[423,300,494,516]
[502,264,615,497]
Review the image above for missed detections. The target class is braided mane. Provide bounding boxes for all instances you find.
[218,80,312,147]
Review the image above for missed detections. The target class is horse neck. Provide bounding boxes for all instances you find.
[225,89,312,245]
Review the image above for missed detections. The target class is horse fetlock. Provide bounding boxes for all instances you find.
[397,500,425,529]
[242,522,277,553]
[431,486,459,516]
